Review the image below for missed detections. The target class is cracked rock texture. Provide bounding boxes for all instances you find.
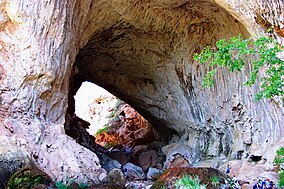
[0,0,283,182]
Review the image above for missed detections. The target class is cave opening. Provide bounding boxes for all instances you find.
[63,0,251,178]
[64,80,167,170]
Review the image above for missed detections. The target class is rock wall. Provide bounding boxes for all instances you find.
[0,0,283,182]
[74,0,284,161]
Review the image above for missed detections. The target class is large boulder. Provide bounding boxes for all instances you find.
[152,167,229,189]
[6,166,52,189]
[0,136,31,188]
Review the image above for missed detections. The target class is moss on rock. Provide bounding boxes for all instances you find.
[6,166,52,189]
[151,167,229,189]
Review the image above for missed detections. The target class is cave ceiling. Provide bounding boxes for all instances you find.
[72,0,250,135]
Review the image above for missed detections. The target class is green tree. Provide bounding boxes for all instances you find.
[193,35,284,106]
[274,147,284,187]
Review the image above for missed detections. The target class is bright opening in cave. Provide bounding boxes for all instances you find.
[73,81,158,148]
[74,81,115,135]
[66,81,165,168]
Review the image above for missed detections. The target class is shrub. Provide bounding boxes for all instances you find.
[55,181,68,189]
[55,179,88,189]
[95,125,109,135]
[274,147,284,187]
[6,167,52,189]
[210,176,220,187]
[175,175,206,189]
[193,35,284,106]
[279,171,284,188]
[274,147,284,165]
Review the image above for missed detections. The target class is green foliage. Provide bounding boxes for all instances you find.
[55,179,89,189]
[274,147,284,165]
[193,35,284,106]
[210,176,220,187]
[175,175,206,189]
[274,147,284,187]
[55,181,68,189]
[104,141,118,149]
[279,171,284,188]
[95,125,109,135]
[11,176,47,188]
[6,167,52,189]
[9,175,48,188]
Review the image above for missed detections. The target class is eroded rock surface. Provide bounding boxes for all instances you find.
[0,0,283,183]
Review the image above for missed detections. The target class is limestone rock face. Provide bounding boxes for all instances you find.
[0,0,283,182]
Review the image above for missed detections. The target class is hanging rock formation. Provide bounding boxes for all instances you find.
[0,0,283,183]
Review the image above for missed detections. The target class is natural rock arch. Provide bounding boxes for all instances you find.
[71,0,251,153]
[0,0,283,183]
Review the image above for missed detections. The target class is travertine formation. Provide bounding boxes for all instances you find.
[0,0,283,183]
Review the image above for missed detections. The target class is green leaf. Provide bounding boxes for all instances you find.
[56,181,68,189]
[194,34,284,106]
[279,171,284,187]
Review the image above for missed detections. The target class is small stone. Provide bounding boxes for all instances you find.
[156,163,163,170]
[166,153,190,168]
[133,145,148,155]
[103,159,122,172]
[125,180,154,189]
[241,183,250,189]
[147,167,163,180]
[123,163,145,180]
[107,168,126,186]
[139,150,158,171]
[108,150,131,165]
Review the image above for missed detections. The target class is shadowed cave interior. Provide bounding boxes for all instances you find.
[64,0,250,174]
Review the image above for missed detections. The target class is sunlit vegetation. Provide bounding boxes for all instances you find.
[194,34,284,106]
